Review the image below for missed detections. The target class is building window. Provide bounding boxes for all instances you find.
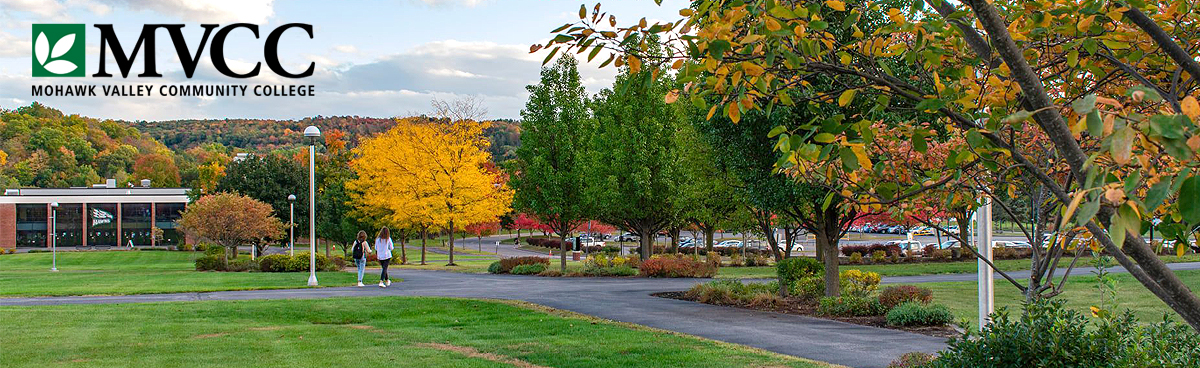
[15,204,47,248]
[88,203,118,246]
[155,203,186,246]
[53,204,83,247]
[121,203,151,247]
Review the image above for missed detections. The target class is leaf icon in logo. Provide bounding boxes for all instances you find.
[50,34,75,59]
[44,60,78,74]
[35,32,48,65]
[34,32,78,75]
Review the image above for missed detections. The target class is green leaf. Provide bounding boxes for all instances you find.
[1002,110,1034,125]
[543,46,560,65]
[1118,204,1141,241]
[810,20,829,30]
[839,147,859,170]
[1086,110,1103,136]
[1149,115,1184,139]
[1144,178,1173,213]
[912,130,928,153]
[708,40,731,60]
[814,133,836,143]
[768,125,788,138]
[1072,94,1097,115]
[1077,194,1101,227]
[1179,175,1200,225]
[1128,85,1163,102]
[1110,211,1127,250]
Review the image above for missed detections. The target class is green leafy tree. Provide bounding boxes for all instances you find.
[676,117,742,253]
[510,56,592,271]
[216,154,307,223]
[132,152,181,188]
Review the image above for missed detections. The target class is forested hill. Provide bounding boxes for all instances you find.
[130,116,396,151]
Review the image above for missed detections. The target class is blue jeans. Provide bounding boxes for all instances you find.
[355,258,366,282]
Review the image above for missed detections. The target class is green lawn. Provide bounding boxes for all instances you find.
[0,297,831,368]
[717,254,1200,278]
[904,269,1200,326]
[0,251,358,297]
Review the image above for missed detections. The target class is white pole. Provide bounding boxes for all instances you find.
[307,143,318,286]
[976,199,994,331]
[289,202,295,256]
[51,203,58,272]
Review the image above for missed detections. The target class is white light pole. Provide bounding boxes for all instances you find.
[50,202,59,272]
[288,194,296,257]
[975,198,994,331]
[304,125,321,286]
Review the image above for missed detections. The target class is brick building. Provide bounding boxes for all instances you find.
[0,180,190,250]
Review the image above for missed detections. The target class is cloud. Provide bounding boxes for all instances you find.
[415,0,490,8]
[0,0,67,18]
[0,30,30,58]
[332,44,357,54]
[98,0,274,23]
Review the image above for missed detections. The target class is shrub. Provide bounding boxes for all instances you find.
[818,296,887,316]
[706,252,722,268]
[878,285,934,309]
[600,245,621,254]
[496,256,550,274]
[175,242,194,251]
[195,255,222,271]
[792,276,825,298]
[510,263,547,275]
[325,255,346,271]
[840,269,881,298]
[487,261,503,274]
[728,253,744,267]
[582,265,637,277]
[926,300,1200,368]
[931,249,951,261]
[848,252,863,264]
[623,255,641,269]
[686,279,778,305]
[992,246,1016,260]
[887,352,935,368]
[639,256,717,278]
[842,243,902,257]
[777,257,823,289]
[204,246,225,257]
[225,258,255,272]
[193,242,210,252]
[886,302,953,326]
[871,250,887,263]
[258,254,291,272]
[537,269,562,277]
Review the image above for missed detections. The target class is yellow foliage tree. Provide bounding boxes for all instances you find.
[349,116,512,265]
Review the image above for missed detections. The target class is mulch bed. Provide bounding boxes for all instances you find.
[653,291,962,339]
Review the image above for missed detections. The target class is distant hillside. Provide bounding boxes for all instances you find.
[130,116,397,151]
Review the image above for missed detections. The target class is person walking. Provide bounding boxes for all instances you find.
[375,227,395,288]
[351,231,372,287]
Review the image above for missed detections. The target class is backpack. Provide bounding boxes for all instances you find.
[352,240,364,259]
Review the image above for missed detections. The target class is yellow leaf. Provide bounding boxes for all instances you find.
[1188,135,1200,151]
[1090,306,1101,317]
[639,17,647,29]
[579,4,587,19]
[743,62,764,76]
[826,0,846,12]
[1179,243,1187,257]
[727,103,741,123]
[706,105,718,120]
[1182,96,1200,120]
[679,8,693,16]
[850,145,871,169]
[838,89,857,107]
[627,56,641,73]
[1077,15,1095,32]
[664,90,679,104]
[671,59,684,70]
[765,17,782,31]
[839,53,851,65]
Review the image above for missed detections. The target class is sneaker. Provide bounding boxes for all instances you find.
[357,282,364,287]
[379,281,386,288]
[386,279,392,286]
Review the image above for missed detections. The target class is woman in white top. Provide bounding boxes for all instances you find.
[375,227,395,288]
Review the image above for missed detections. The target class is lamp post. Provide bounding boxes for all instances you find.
[288,194,296,256]
[303,125,321,286]
[50,202,59,272]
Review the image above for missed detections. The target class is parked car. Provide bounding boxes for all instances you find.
[715,240,743,249]
[993,240,1032,249]
[578,236,604,247]
[616,233,639,242]
[909,227,934,236]
[886,240,923,254]
[678,239,697,250]
[936,240,961,249]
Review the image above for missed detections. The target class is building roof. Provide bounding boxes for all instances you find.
[0,187,191,204]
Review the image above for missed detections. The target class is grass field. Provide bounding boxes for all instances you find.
[716,254,1200,279]
[0,297,831,368]
[904,269,1200,326]
[0,251,358,297]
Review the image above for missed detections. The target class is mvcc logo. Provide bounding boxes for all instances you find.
[31,23,314,78]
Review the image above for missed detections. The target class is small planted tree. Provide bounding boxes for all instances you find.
[178,192,284,264]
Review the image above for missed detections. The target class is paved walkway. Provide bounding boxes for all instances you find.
[1,270,946,368]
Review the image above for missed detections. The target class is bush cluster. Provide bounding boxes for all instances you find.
[818,295,887,316]
[510,263,547,275]
[878,285,933,309]
[926,300,1200,367]
[1,248,16,255]
[885,302,953,326]
[639,255,717,278]
[841,243,901,257]
[488,256,549,274]
[581,265,637,276]
[776,257,822,290]
[175,243,193,251]
[743,253,770,267]
[525,237,570,249]
[198,252,341,272]
[792,276,825,298]
[686,279,780,306]
[887,352,935,368]
[839,269,881,298]
[848,252,864,264]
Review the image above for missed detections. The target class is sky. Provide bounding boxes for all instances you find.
[0,0,686,121]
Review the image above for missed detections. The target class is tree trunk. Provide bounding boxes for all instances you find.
[815,231,839,297]
[324,238,329,258]
[559,232,568,272]
[420,227,428,265]
[448,220,456,266]
[704,227,715,254]
[399,236,407,265]
[783,226,795,259]
[669,228,679,254]
[639,229,653,261]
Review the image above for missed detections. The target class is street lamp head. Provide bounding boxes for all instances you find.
[288,194,296,201]
[303,125,321,138]
[50,202,59,208]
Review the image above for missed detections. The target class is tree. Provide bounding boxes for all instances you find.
[350,109,512,266]
[216,154,307,224]
[546,0,1200,328]
[510,56,593,271]
[177,192,284,264]
[132,152,181,187]
[676,117,743,253]
[586,59,682,260]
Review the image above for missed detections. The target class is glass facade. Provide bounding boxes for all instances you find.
[155,203,186,246]
[88,203,118,246]
[121,203,152,246]
[53,204,83,247]
[15,204,47,248]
